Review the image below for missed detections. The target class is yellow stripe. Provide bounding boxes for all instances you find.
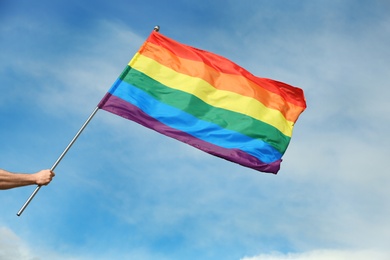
[129,53,294,137]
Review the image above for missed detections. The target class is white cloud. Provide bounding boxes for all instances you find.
[241,249,390,260]
[0,226,36,260]
[0,225,167,260]
[5,19,144,116]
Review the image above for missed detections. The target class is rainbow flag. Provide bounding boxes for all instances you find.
[98,31,306,174]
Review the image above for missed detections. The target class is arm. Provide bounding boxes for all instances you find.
[0,169,55,190]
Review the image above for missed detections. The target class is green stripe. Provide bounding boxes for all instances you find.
[120,66,291,153]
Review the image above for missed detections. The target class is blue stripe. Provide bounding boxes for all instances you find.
[109,79,282,163]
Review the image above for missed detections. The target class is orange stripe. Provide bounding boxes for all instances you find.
[147,31,306,109]
[139,41,304,123]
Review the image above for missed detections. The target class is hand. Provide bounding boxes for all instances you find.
[34,169,55,186]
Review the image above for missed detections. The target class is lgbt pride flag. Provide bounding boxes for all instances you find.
[98,31,306,174]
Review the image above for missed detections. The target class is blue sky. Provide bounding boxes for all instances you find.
[1,0,390,259]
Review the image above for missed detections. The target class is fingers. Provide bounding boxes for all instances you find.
[35,169,55,186]
[46,169,55,183]
[49,169,55,178]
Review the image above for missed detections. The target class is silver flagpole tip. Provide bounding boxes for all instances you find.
[154,25,160,32]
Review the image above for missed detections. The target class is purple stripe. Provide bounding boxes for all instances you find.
[99,94,280,174]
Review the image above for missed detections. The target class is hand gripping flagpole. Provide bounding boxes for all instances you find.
[17,107,100,216]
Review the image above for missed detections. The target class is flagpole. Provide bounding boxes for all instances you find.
[17,107,100,216]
